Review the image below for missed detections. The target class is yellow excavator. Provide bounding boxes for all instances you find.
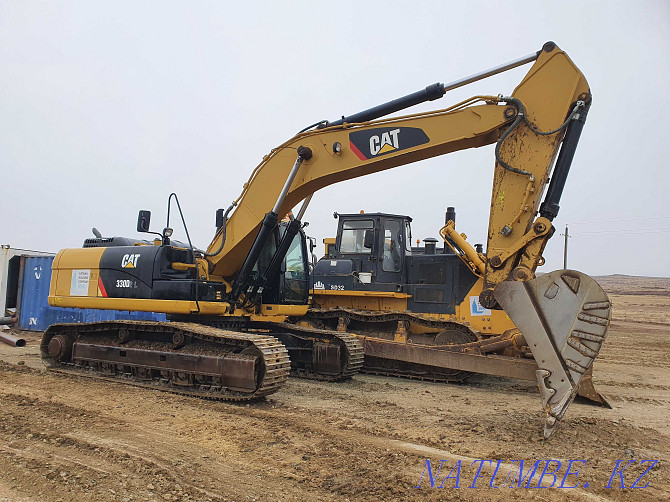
[42,41,609,437]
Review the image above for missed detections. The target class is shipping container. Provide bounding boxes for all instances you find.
[18,255,166,331]
[1,245,54,315]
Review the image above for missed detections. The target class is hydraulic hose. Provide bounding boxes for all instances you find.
[495,96,586,177]
[203,203,236,257]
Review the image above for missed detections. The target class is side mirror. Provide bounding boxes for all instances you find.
[363,229,374,249]
[215,208,224,229]
[137,210,152,233]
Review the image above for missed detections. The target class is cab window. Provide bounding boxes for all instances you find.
[282,231,308,303]
[339,220,373,254]
[405,220,413,252]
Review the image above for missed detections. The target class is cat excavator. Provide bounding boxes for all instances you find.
[42,41,609,437]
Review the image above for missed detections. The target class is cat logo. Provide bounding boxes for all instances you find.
[370,128,400,156]
[349,127,430,160]
[121,253,141,268]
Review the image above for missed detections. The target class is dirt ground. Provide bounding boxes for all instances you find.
[0,276,668,501]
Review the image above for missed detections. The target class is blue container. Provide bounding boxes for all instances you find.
[18,255,167,331]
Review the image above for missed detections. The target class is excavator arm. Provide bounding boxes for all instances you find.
[207,42,609,437]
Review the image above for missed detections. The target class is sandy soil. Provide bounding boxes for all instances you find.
[0,276,667,501]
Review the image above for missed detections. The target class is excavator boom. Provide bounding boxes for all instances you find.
[206,42,588,287]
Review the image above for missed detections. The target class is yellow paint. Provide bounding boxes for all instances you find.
[311,289,410,299]
[378,143,396,154]
[49,295,231,314]
[258,304,309,316]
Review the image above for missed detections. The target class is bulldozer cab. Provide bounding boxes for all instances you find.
[313,212,478,315]
[331,213,409,287]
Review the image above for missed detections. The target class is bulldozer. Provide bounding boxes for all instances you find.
[308,209,608,406]
[42,41,610,437]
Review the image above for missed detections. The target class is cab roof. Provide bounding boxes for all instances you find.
[335,212,412,222]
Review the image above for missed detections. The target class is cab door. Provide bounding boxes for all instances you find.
[375,217,404,286]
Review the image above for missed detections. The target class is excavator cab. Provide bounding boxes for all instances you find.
[242,220,310,306]
[277,222,310,304]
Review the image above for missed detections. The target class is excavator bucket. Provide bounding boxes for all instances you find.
[494,270,611,439]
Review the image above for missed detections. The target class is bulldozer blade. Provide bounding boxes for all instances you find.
[494,270,611,439]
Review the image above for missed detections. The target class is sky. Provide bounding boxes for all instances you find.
[1,1,669,277]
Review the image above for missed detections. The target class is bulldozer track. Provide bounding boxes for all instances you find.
[41,320,290,401]
[306,308,478,332]
[302,309,489,382]
[362,364,472,383]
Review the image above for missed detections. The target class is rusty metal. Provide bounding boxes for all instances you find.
[15,256,25,324]
[311,342,343,376]
[479,289,497,309]
[72,341,259,392]
[361,336,539,381]
[48,334,72,359]
[0,332,25,347]
[172,332,186,349]
[336,316,349,332]
[433,326,478,347]
[359,330,607,404]
[184,316,364,381]
[118,327,132,343]
[474,337,516,354]
[41,321,291,401]
[306,308,606,405]
[267,327,363,381]
[0,316,17,326]
[394,321,409,342]
[575,366,611,408]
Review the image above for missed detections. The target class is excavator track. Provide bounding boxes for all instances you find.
[250,322,365,381]
[175,316,365,381]
[40,320,290,401]
[362,360,472,383]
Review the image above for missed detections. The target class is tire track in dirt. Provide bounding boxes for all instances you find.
[1,308,668,502]
[2,361,667,501]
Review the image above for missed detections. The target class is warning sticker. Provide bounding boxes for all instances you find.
[469,296,491,316]
[70,269,90,296]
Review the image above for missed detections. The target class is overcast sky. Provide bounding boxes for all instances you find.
[1,1,669,277]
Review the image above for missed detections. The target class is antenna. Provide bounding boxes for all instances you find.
[561,225,571,269]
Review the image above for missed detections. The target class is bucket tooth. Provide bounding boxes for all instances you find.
[576,366,611,408]
[494,270,610,438]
